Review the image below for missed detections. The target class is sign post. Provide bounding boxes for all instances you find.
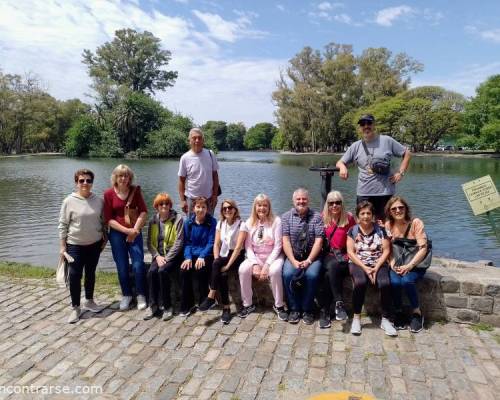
[462,175,500,240]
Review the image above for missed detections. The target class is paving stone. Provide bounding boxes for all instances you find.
[465,366,488,384]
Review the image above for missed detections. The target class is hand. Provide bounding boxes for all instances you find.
[291,259,301,269]
[397,264,413,275]
[181,200,188,214]
[220,264,230,273]
[366,267,377,284]
[156,255,167,268]
[339,166,349,180]
[210,194,218,208]
[259,264,270,281]
[390,172,403,184]
[181,259,192,270]
[195,258,205,270]
[252,264,262,278]
[59,245,67,256]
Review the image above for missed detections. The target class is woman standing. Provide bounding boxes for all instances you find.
[104,165,148,311]
[198,199,245,324]
[58,169,106,323]
[385,196,428,333]
[144,193,184,321]
[180,196,216,317]
[317,191,356,328]
[346,201,396,336]
[238,194,286,320]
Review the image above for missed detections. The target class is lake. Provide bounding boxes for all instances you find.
[0,151,498,270]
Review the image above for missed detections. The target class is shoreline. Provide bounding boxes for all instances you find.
[279,150,500,158]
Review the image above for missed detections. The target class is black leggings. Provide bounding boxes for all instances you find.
[180,256,213,311]
[349,262,391,317]
[318,253,349,309]
[66,241,102,307]
[147,257,179,309]
[210,250,245,306]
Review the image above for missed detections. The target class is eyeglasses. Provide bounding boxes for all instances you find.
[257,225,264,240]
[158,202,170,207]
[222,206,234,212]
[328,201,342,206]
[78,179,93,184]
[359,121,373,127]
[390,205,406,212]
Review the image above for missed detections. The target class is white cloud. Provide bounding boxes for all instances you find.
[309,2,354,25]
[334,13,353,25]
[422,8,444,25]
[466,25,500,43]
[276,4,285,12]
[412,62,500,97]
[375,5,415,27]
[0,0,281,126]
[192,9,267,42]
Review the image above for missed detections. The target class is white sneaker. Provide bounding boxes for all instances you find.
[350,318,361,335]
[381,317,398,336]
[119,296,133,311]
[83,299,101,313]
[137,295,147,310]
[162,307,174,321]
[68,306,81,324]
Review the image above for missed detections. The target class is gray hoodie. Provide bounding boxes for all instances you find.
[58,192,105,245]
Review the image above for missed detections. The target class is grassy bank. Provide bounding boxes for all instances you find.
[0,261,120,296]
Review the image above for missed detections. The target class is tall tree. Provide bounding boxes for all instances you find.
[244,123,277,150]
[202,121,228,150]
[82,28,178,106]
[226,122,246,150]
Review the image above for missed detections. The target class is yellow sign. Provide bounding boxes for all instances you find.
[308,392,376,400]
[462,175,500,216]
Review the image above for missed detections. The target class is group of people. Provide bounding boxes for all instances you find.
[58,115,430,336]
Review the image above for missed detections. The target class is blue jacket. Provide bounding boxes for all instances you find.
[183,214,216,259]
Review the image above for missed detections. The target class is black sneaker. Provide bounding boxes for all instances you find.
[302,312,314,325]
[409,313,424,333]
[394,312,407,330]
[273,305,288,321]
[179,306,196,317]
[288,311,301,324]
[221,308,231,324]
[198,297,216,311]
[334,301,348,321]
[319,309,331,329]
[237,304,256,318]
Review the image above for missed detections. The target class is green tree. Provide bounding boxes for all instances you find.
[82,28,178,106]
[226,122,246,150]
[64,115,101,157]
[271,129,285,150]
[244,123,277,150]
[142,113,192,157]
[202,121,227,150]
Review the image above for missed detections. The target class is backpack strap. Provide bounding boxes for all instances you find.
[403,220,413,238]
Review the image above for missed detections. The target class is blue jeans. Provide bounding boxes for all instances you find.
[390,268,426,310]
[109,228,146,297]
[283,259,322,313]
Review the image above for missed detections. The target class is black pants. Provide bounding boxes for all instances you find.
[357,195,392,222]
[317,253,349,309]
[180,256,213,312]
[147,256,180,309]
[349,262,391,317]
[210,251,245,306]
[66,241,102,307]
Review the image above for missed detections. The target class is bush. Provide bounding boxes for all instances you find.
[89,129,124,157]
[64,115,100,156]
[142,126,189,157]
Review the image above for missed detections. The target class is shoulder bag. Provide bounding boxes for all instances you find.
[361,140,391,175]
[208,150,222,196]
[124,186,139,227]
[392,221,433,270]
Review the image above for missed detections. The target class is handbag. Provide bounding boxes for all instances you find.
[124,186,139,227]
[209,150,222,196]
[56,251,74,288]
[362,141,391,175]
[392,221,432,270]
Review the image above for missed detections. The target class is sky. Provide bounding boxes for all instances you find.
[1,0,499,127]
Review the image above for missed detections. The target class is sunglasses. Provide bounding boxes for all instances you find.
[359,121,373,127]
[222,205,234,212]
[257,225,264,240]
[78,178,93,184]
[158,202,170,207]
[328,201,342,206]
[390,205,406,212]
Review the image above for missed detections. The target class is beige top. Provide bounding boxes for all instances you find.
[385,218,427,246]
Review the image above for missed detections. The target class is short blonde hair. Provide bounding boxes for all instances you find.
[322,191,348,227]
[111,164,134,187]
[248,194,275,227]
[153,193,173,209]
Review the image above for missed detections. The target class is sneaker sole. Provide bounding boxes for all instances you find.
[335,315,348,321]
[409,316,424,333]
[288,319,300,324]
[381,327,398,336]
[162,315,173,321]
[319,322,331,329]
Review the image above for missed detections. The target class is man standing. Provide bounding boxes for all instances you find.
[178,128,220,215]
[282,188,324,325]
[336,114,411,222]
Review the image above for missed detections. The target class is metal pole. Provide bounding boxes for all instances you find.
[309,165,339,209]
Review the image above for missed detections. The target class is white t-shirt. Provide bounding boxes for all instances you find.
[178,148,219,199]
[217,219,241,257]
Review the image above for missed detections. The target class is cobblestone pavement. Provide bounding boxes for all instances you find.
[0,278,500,400]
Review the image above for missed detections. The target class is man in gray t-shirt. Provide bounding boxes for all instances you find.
[336,114,411,221]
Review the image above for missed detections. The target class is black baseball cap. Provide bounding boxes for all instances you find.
[358,114,375,124]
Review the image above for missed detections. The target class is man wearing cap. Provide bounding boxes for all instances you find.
[281,188,324,325]
[336,114,411,222]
